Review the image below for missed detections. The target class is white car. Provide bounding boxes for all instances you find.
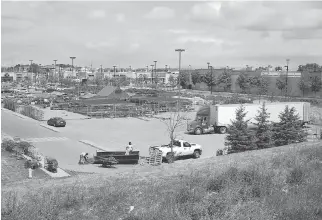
[151,139,202,162]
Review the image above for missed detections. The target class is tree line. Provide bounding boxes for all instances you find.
[219,103,308,155]
[175,70,321,97]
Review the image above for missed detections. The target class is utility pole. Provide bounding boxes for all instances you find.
[53,60,57,82]
[150,64,154,84]
[69,56,77,95]
[189,65,192,86]
[285,59,290,97]
[175,49,185,92]
[210,65,213,94]
[113,65,116,78]
[29,60,33,83]
[154,61,157,84]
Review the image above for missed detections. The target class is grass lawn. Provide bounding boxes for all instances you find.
[1,141,322,220]
[1,150,50,186]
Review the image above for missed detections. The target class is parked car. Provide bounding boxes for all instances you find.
[47,117,66,127]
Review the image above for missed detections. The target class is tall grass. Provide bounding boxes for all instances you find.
[2,144,322,220]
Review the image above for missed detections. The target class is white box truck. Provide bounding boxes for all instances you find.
[187,102,310,135]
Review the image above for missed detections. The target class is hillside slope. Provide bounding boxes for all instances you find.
[2,141,322,220]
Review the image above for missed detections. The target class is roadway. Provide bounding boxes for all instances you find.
[1,109,98,171]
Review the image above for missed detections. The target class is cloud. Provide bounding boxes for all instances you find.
[177,36,223,45]
[116,13,125,22]
[190,2,221,22]
[189,2,322,37]
[88,10,106,19]
[144,6,175,20]
[85,41,114,49]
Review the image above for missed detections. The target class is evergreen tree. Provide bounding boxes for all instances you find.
[254,102,272,149]
[272,106,307,146]
[225,105,255,152]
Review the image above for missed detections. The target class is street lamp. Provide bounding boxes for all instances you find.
[29,60,34,83]
[113,65,117,78]
[189,65,192,86]
[284,59,290,96]
[69,56,77,95]
[150,64,154,84]
[53,60,57,82]
[154,61,157,84]
[175,49,185,91]
[209,65,213,94]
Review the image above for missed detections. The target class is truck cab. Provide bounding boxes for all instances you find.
[151,139,202,162]
[187,106,218,135]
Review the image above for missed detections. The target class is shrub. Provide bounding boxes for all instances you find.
[1,139,16,152]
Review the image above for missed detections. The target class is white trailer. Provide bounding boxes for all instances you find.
[187,102,310,134]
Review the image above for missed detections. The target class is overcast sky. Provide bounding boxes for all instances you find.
[2,1,322,70]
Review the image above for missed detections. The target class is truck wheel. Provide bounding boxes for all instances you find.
[166,153,174,163]
[194,128,202,135]
[193,150,200,159]
[219,127,227,134]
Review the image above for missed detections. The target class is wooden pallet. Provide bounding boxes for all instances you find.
[147,148,163,166]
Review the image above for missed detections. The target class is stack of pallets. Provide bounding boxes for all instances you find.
[147,147,163,166]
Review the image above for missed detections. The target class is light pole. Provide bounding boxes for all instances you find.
[29,60,34,83]
[285,59,290,97]
[210,65,213,94]
[154,61,157,84]
[175,49,185,92]
[146,65,149,72]
[53,60,57,82]
[165,65,168,72]
[69,56,77,95]
[189,65,192,86]
[150,64,154,84]
[207,62,210,69]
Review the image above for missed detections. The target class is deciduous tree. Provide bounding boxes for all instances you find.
[236,73,250,93]
[160,109,187,163]
[310,76,322,97]
[203,71,217,93]
[218,70,232,92]
[298,76,309,97]
[191,71,201,86]
[276,75,287,96]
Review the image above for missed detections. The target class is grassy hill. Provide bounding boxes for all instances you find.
[2,141,322,220]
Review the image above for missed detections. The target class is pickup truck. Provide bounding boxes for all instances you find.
[150,139,202,162]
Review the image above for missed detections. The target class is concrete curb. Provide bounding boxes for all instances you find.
[1,133,70,178]
[79,140,108,151]
[13,112,30,120]
[39,124,59,132]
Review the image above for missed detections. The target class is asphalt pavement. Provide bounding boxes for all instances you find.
[1,110,98,171]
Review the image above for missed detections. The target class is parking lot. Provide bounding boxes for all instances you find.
[49,111,227,158]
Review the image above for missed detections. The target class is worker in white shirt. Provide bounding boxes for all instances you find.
[125,142,133,155]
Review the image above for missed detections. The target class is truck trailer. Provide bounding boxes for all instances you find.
[187,102,310,135]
